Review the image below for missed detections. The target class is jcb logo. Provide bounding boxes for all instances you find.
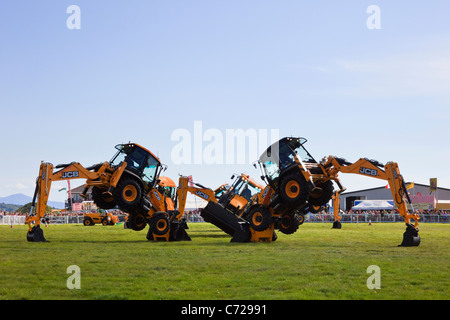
[62,171,79,179]
[262,186,270,199]
[153,190,161,201]
[359,167,378,177]
[195,190,210,200]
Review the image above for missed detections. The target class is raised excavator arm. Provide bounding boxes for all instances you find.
[319,156,420,246]
[26,161,113,241]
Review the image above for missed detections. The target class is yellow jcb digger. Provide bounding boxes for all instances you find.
[176,175,278,242]
[253,136,420,246]
[25,142,188,242]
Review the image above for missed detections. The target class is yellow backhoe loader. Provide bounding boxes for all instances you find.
[25,142,188,242]
[253,137,420,246]
[176,175,277,242]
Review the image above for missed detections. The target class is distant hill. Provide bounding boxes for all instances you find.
[0,193,64,209]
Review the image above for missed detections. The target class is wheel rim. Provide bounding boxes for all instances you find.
[156,219,168,232]
[285,180,300,198]
[252,211,264,227]
[135,215,146,228]
[281,215,292,229]
[123,185,138,202]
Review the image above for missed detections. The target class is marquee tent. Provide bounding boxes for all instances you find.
[352,200,394,210]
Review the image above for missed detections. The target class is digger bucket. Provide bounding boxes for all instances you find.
[26,225,47,242]
[332,221,342,229]
[399,224,420,247]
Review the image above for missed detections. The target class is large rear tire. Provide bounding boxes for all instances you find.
[308,180,334,207]
[279,173,309,207]
[114,177,142,212]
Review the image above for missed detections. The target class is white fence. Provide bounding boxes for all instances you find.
[1,213,448,226]
[0,215,26,225]
[306,213,448,224]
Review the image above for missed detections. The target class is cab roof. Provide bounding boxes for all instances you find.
[115,143,162,164]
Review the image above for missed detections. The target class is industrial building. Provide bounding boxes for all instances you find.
[338,183,450,211]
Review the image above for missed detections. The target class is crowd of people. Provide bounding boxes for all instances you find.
[1,208,448,223]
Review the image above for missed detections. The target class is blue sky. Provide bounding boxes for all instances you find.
[1,1,449,204]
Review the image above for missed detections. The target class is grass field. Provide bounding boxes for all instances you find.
[0,222,448,300]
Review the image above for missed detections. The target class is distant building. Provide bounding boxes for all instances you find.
[65,184,94,211]
[338,183,450,211]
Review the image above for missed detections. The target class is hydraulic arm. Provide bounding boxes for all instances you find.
[26,161,108,241]
[320,156,420,246]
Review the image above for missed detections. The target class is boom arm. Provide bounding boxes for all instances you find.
[176,176,218,217]
[321,156,420,229]
[26,161,107,240]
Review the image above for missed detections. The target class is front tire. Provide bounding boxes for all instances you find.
[248,205,272,231]
[92,187,117,210]
[150,212,170,235]
[126,213,147,231]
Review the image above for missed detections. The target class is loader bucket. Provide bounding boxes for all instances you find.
[399,224,420,247]
[27,225,47,242]
[169,220,191,241]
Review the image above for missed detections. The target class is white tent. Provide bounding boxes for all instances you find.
[352,200,394,210]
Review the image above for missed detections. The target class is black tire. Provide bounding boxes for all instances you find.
[248,205,272,231]
[127,213,147,231]
[83,217,94,226]
[101,218,108,226]
[279,173,310,206]
[278,213,300,235]
[114,177,142,212]
[92,186,117,210]
[150,212,170,235]
[308,180,334,207]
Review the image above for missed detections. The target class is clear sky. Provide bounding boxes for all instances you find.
[1,1,449,204]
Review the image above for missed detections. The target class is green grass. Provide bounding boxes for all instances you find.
[0,222,448,300]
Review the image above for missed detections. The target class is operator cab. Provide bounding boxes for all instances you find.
[110,143,163,188]
[219,174,264,215]
[258,137,316,188]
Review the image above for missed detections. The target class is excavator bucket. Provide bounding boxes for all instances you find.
[26,225,47,242]
[332,221,342,229]
[399,224,420,247]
